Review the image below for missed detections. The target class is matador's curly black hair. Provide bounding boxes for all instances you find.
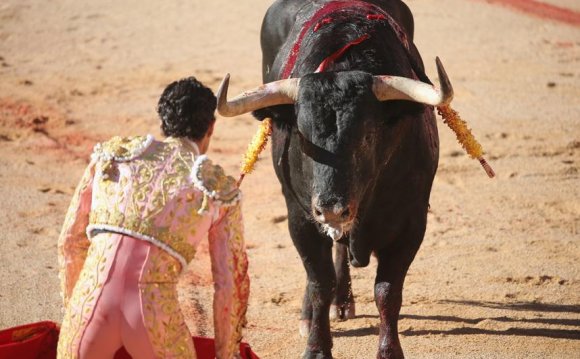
[157,77,216,140]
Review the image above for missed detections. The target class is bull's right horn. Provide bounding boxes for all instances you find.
[372,57,454,106]
[217,74,300,117]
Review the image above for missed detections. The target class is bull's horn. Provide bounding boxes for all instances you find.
[217,74,300,117]
[372,57,454,106]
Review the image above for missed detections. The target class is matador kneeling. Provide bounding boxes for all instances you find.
[57,77,249,359]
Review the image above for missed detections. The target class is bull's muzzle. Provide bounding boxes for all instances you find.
[311,196,357,228]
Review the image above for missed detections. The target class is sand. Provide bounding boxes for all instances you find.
[0,0,578,358]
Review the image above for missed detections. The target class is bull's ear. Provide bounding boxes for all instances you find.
[252,104,295,124]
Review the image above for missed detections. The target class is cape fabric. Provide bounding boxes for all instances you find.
[0,321,260,359]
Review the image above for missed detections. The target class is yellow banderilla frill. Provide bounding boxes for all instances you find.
[238,118,273,186]
[237,105,495,186]
[436,104,495,178]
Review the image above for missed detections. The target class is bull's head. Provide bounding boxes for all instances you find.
[217,58,453,240]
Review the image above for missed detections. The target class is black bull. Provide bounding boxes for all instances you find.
[217,0,455,358]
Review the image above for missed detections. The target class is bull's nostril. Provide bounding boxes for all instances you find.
[314,208,323,217]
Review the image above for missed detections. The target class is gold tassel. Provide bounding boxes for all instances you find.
[437,104,495,178]
[238,118,273,185]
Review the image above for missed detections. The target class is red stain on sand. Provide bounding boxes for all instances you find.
[480,0,580,26]
[0,98,101,159]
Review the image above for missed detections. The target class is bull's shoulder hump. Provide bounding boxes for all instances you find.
[191,155,241,206]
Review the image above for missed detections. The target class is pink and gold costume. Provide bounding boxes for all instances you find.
[57,135,249,359]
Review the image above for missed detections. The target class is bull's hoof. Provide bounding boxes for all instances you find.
[377,344,404,359]
[329,305,338,321]
[301,349,333,359]
[329,302,356,321]
[299,319,311,338]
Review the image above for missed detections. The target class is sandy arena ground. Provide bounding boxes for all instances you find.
[0,0,579,358]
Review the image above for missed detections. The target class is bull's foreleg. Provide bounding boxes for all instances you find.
[290,227,336,358]
[300,284,313,337]
[296,252,335,358]
[330,242,355,321]
[374,279,404,359]
[374,244,419,359]
[302,276,335,359]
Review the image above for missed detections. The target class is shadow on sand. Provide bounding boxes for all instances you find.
[332,300,580,340]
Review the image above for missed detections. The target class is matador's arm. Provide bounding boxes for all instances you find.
[57,159,95,308]
[208,201,250,359]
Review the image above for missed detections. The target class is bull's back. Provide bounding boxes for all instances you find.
[260,0,415,82]
[260,0,306,81]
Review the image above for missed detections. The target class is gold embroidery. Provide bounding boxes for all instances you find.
[94,135,152,160]
[58,161,94,306]
[57,236,119,359]
[59,166,91,239]
[89,209,196,263]
[140,249,196,358]
[88,139,208,265]
[223,204,249,353]
[194,157,240,205]
[92,135,153,180]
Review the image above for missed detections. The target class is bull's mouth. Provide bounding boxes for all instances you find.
[321,221,353,241]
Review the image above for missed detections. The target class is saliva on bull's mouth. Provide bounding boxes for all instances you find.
[321,221,353,241]
[312,201,356,241]
[311,194,358,241]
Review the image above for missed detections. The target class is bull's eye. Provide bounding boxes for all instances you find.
[342,207,350,218]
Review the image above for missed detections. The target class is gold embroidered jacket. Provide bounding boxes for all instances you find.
[57,135,249,359]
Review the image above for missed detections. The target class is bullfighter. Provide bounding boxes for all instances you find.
[57,77,249,359]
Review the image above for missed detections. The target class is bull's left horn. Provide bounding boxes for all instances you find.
[372,57,454,106]
[217,74,300,117]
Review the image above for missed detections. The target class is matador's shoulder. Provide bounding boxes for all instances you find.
[91,134,155,163]
[191,155,241,206]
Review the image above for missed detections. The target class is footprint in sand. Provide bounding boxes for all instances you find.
[505,275,569,286]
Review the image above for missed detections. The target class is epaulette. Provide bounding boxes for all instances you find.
[191,155,241,213]
[92,134,154,163]
[91,134,154,179]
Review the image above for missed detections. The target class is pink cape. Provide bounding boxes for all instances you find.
[0,321,260,359]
